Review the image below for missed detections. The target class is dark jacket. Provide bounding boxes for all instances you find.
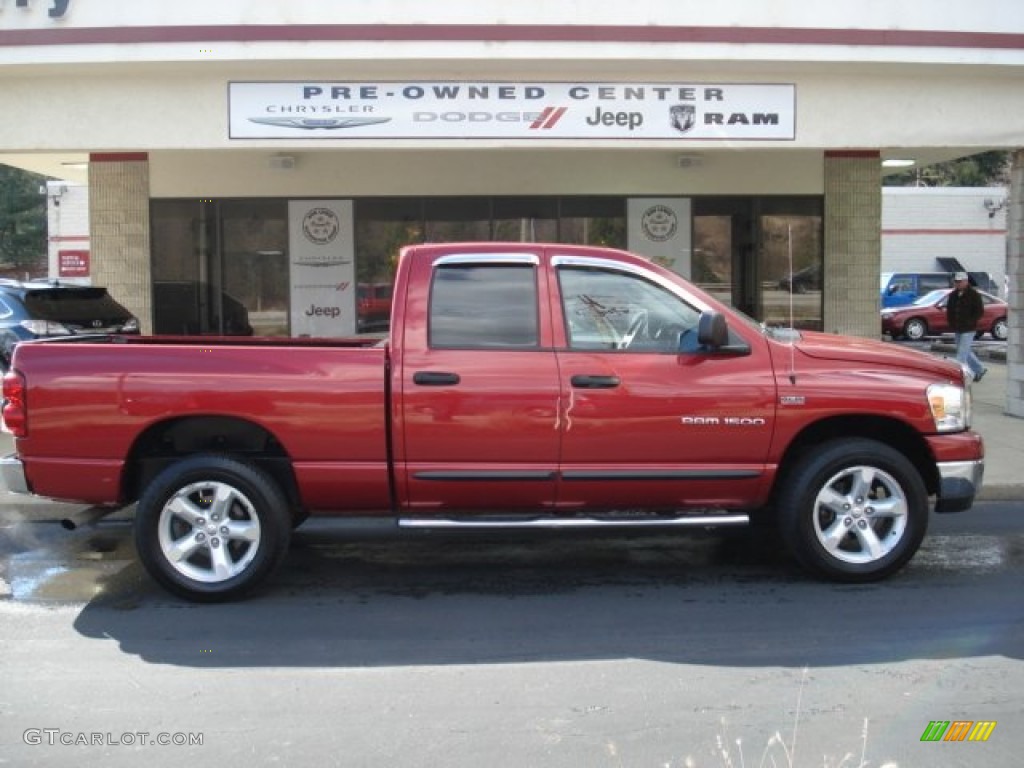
[946,285,983,334]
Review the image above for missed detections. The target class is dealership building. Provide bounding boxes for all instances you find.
[1,1,1022,413]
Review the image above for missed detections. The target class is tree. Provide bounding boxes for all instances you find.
[0,165,48,277]
[883,150,1011,187]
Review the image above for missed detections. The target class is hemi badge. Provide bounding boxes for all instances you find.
[780,395,806,405]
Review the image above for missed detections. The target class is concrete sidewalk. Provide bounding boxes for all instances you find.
[964,360,1024,499]
[1,358,1021,522]
[929,343,1023,501]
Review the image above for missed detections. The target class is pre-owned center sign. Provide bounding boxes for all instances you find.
[229,81,795,140]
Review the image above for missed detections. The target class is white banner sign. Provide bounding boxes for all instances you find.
[288,200,356,337]
[230,82,795,140]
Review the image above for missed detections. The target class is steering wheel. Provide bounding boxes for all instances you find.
[619,309,649,349]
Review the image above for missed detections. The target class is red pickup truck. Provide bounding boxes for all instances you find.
[2,242,984,601]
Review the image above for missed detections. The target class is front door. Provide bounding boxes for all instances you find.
[552,257,777,510]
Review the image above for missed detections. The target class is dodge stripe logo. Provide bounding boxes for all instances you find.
[530,107,567,130]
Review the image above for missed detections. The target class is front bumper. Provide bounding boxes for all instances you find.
[935,458,985,513]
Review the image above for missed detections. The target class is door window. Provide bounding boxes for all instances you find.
[558,266,700,353]
[428,263,539,349]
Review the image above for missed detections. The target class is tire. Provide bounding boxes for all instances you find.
[133,454,291,602]
[902,318,928,341]
[776,439,928,582]
[991,317,1008,341]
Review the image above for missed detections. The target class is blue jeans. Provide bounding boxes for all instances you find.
[954,332,985,379]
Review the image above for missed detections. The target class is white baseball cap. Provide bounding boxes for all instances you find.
[953,271,968,281]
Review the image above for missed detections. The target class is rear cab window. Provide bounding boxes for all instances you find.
[428,258,540,349]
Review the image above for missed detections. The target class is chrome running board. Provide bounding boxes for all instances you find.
[398,514,749,530]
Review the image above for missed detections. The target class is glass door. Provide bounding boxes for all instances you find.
[151,200,288,336]
[219,200,289,336]
[692,197,823,330]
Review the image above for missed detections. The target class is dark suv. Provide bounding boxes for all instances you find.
[0,280,139,372]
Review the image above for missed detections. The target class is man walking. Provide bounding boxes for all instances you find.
[946,271,987,382]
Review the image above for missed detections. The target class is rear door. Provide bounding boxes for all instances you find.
[395,251,562,514]
[551,255,777,510]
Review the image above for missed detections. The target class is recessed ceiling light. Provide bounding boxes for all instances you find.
[882,158,916,168]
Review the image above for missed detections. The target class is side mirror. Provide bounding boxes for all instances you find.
[679,310,750,356]
[697,311,728,348]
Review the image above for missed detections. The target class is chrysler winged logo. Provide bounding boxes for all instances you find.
[247,116,393,130]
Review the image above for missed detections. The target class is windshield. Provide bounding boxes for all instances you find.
[913,289,950,306]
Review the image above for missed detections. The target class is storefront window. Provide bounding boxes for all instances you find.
[693,197,823,331]
[220,200,288,336]
[492,197,558,242]
[424,197,491,242]
[354,198,423,333]
[153,195,814,337]
[151,200,207,334]
[151,199,287,336]
[559,197,626,247]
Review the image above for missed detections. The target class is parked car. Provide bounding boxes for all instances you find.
[357,281,393,332]
[880,272,954,308]
[881,288,1008,341]
[153,281,254,336]
[880,270,998,309]
[777,263,822,293]
[0,280,139,372]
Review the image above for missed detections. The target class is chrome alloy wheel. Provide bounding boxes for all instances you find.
[156,480,262,583]
[810,465,908,565]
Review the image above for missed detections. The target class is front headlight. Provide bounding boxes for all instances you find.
[121,316,140,333]
[927,382,971,432]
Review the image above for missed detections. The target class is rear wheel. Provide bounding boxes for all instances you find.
[902,318,928,341]
[134,454,291,601]
[991,318,1008,341]
[777,439,928,582]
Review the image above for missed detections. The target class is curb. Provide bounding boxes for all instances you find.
[977,485,1024,502]
[930,341,1007,362]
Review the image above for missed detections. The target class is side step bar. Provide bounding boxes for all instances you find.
[398,514,749,530]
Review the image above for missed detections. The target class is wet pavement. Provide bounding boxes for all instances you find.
[1,499,1022,607]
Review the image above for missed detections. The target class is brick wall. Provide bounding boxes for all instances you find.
[1007,150,1023,418]
[87,155,152,334]
[823,152,881,338]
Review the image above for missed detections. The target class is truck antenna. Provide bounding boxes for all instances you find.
[787,223,797,384]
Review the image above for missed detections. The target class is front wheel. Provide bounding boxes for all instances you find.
[991,317,1008,341]
[902,317,928,341]
[134,454,291,601]
[776,439,928,582]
